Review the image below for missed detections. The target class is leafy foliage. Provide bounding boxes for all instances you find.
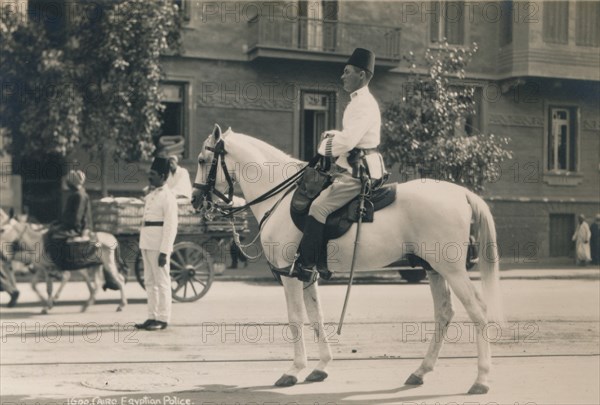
[380,42,512,192]
[1,0,181,162]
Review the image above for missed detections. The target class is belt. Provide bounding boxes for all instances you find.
[358,147,379,155]
[143,221,164,227]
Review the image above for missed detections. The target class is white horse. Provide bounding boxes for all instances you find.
[192,125,504,395]
[0,218,128,313]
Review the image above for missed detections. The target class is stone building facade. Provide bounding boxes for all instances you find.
[13,0,600,261]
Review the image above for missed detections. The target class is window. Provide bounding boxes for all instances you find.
[451,85,483,136]
[430,1,465,45]
[173,0,191,21]
[543,1,569,44]
[464,87,483,136]
[156,83,187,158]
[547,107,578,172]
[576,1,600,47]
[322,0,339,52]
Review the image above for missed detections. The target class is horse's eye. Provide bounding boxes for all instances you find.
[198,157,206,164]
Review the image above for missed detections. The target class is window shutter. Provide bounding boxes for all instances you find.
[430,1,441,42]
[445,1,465,45]
[576,1,600,47]
[543,1,569,44]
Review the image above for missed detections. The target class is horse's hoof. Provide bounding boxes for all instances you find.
[116,306,123,312]
[405,373,424,385]
[274,374,298,387]
[468,382,489,395]
[41,308,49,315]
[305,369,328,382]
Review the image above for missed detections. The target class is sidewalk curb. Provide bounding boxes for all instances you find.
[214,273,600,283]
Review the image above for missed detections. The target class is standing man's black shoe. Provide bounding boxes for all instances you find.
[7,290,19,308]
[134,319,155,330]
[146,320,168,331]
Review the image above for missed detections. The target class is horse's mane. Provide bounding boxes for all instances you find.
[227,130,304,164]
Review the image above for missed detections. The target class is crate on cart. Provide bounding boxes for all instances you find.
[93,198,248,233]
[92,198,144,234]
[92,198,211,233]
[92,197,250,303]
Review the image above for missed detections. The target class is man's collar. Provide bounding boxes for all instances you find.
[350,85,369,99]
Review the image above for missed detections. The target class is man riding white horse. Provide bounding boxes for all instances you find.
[294,47,386,282]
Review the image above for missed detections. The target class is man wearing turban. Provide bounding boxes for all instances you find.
[166,155,193,200]
[62,169,93,237]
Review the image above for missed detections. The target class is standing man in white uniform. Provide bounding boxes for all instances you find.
[135,157,178,331]
[295,48,386,281]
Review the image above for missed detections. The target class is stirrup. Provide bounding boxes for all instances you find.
[270,260,318,285]
[288,254,318,285]
[317,268,333,280]
[296,263,319,284]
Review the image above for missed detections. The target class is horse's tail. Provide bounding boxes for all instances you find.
[465,190,505,325]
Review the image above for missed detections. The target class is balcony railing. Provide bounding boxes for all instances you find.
[247,16,401,64]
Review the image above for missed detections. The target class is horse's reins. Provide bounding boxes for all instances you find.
[194,139,309,218]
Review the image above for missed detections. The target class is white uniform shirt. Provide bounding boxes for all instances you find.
[166,166,193,200]
[139,185,178,254]
[317,86,384,179]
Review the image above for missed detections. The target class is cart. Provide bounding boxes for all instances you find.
[93,198,249,302]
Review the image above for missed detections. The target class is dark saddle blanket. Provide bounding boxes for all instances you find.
[45,232,103,271]
[289,179,396,272]
[290,182,397,239]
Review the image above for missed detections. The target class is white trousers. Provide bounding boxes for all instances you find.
[142,249,172,323]
[309,170,362,224]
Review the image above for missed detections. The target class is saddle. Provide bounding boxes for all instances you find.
[45,230,103,271]
[290,171,397,271]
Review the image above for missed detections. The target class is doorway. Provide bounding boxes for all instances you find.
[300,92,336,160]
[549,213,575,257]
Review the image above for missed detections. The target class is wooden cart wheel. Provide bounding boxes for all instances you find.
[134,242,215,302]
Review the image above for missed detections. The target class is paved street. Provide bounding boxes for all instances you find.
[1,269,599,404]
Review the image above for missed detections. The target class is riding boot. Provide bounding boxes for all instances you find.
[296,216,325,282]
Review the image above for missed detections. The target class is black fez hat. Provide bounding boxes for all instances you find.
[150,156,170,177]
[347,48,375,74]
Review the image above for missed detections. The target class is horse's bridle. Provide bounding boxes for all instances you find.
[193,137,312,221]
[193,139,235,207]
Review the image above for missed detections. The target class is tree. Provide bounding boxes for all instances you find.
[1,0,181,196]
[380,42,512,192]
[74,0,181,163]
[1,10,83,159]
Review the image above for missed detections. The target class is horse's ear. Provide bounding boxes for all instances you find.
[213,124,222,141]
